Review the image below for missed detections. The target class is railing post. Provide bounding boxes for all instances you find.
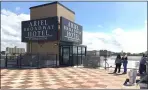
[56,54,57,67]
[38,53,40,69]
[77,46,78,67]
[98,56,101,68]
[16,55,19,68]
[104,57,107,70]
[20,54,22,68]
[5,54,8,68]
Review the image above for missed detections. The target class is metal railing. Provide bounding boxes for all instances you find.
[83,55,101,68]
[4,53,58,69]
[104,59,109,70]
[102,57,141,70]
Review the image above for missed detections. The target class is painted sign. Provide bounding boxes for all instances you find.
[21,16,58,42]
[60,17,83,44]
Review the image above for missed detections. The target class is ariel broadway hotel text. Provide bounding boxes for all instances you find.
[21,16,58,42]
[60,17,83,44]
[21,16,83,44]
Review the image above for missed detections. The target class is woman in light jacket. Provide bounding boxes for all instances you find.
[114,54,122,73]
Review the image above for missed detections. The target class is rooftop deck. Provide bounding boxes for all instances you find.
[1,67,140,89]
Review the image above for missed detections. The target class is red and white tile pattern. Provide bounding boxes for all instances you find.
[1,67,139,89]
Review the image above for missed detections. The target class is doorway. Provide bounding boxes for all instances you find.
[59,44,87,67]
[61,47,70,66]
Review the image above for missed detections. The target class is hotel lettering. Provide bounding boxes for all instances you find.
[60,17,83,44]
[21,17,58,42]
[63,22,81,42]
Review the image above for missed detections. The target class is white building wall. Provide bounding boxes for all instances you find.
[5,46,26,54]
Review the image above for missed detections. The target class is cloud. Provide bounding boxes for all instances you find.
[15,7,20,11]
[83,26,147,53]
[97,25,103,28]
[1,9,147,53]
[1,9,30,51]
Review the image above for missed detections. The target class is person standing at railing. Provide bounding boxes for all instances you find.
[113,54,122,73]
[139,54,147,74]
[122,54,128,74]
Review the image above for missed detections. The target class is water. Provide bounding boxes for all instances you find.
[100,56,142,69]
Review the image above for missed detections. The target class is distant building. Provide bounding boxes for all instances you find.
[87,50,112,57]
[87,50,100,56]
[0,51,6,55]
[99,50,112,57]
[6,46,25,55]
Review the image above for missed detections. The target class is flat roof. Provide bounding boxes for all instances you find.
[29,1,75,14]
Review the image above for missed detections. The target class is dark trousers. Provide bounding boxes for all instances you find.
[139,64,146,74]
[123,63,127,73]
[114,63,121,73]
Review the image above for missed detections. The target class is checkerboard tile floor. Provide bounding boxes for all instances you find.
[1,67,140,89]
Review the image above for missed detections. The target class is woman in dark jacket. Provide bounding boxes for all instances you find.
[114,54,122,73]
[139,54,147,74]
[122,54,128,74]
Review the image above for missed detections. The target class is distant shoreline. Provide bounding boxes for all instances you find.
[101,56,142,61]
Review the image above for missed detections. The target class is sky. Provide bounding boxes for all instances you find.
[1,1,147,53]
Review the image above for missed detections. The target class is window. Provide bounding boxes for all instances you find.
[73,46,77,54]
[78,47,82,54]
[82,47,86,55]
